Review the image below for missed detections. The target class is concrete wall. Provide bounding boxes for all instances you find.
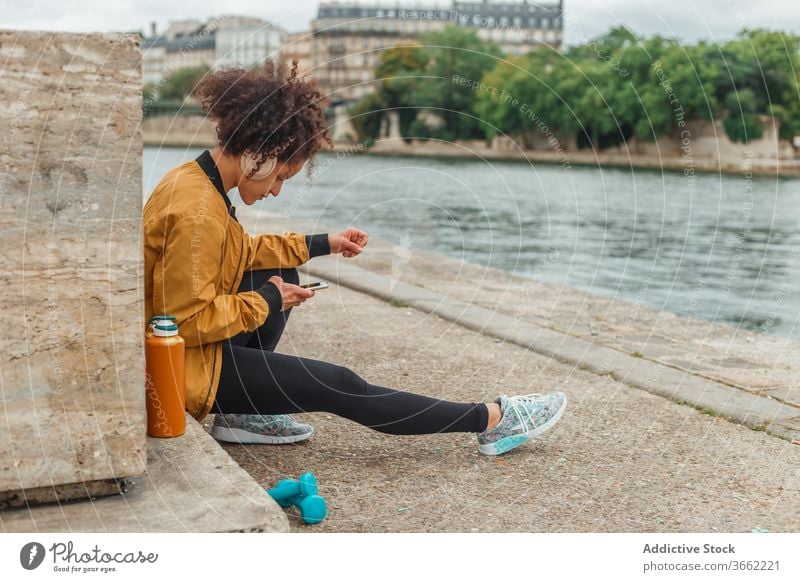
[0,30,146,506]
[142,114,216,147]
[141,109,799,176]
[518,116,795,160]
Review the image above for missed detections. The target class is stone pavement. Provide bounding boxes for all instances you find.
[241,212,800,441]
[209,210,800,532]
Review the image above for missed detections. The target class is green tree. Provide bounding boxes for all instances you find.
[632,39,719,141]
[374,44,429,139]
[360,26,800,149]
[415,25,504,140]
[717,30,800,140]
[723,88,764,142]
[474,56,530,141]
[349,92,384,144]
[353,26,504,141]
[159,65,212,101]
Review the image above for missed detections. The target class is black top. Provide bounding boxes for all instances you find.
[196,149,238,221]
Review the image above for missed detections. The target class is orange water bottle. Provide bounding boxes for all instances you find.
[145,315,186,437]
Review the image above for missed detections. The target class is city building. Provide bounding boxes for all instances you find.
[310,0,564,103]
[141,16,287,86]
[215,17,285,69]
[284,31,314,78]
[139,1,564,138]
[141,20,214,86]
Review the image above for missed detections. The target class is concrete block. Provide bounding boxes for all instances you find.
[0,31,145,503]
[0,416,290,532]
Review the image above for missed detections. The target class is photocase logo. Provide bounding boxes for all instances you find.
[20,542,46,570]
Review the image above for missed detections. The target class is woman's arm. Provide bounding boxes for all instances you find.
[154,216,271,348]
[246,232,329,270]
[246,227,367,270]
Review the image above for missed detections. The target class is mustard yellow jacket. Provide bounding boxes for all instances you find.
[143,157,318,420]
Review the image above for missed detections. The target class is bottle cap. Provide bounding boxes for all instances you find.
[152,322,179,337]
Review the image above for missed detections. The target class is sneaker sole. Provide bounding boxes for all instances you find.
[211,426,314,445]
[478,394,568,456]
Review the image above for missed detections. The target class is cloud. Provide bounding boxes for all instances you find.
[564,0,797,45]
[0,0,796,44]
[0,0,317,34]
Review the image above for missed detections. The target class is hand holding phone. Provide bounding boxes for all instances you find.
[300,281,329,291]
[268,276,325,311]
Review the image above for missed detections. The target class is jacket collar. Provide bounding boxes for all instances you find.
[195,149,238,222]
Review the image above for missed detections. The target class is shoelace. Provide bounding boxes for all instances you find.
[256,414,290,426]
[219,414,295,431]
[505,393,548,434]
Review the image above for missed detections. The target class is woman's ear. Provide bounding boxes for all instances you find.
[240,152,277,181]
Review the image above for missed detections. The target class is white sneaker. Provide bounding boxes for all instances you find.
[211,414,315,444]
[476,392,567,455]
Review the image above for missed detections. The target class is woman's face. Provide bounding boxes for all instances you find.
[237,157,305,205]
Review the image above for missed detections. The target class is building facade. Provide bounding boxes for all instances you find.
[140,3,564,112]
[214,17,285,69]
[283,31,314,78]
[141,16,287,86]
[310,0,564,103]
[141,20,214,86]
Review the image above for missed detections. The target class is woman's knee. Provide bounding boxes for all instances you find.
[338,365,368,397]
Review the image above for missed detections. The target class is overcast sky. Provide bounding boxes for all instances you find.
[1,0,797,45]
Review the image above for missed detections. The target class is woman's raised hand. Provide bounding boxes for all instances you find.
[268,276,314,311]
[329,227,369,258]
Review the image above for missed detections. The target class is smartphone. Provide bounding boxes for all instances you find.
[300,280,329,291]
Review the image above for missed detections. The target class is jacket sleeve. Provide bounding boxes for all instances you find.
[154,215,270,348]
[246,232,332,270]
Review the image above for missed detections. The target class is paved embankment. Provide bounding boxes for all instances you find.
[242,211,800,442]
[201,210,800,532]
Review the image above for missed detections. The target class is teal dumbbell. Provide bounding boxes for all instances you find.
[266,472,327,525]
[267,472,318,506]
[291,494,327,525]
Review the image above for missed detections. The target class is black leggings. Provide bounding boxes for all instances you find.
[212,268,489,435]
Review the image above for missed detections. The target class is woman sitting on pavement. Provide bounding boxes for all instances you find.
[142,58,567,456]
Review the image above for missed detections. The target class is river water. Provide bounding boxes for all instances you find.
[144,147,800,340]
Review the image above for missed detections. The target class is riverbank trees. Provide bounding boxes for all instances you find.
[351,26,800,149]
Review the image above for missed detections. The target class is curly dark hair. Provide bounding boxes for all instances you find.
[192,57,332,178]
